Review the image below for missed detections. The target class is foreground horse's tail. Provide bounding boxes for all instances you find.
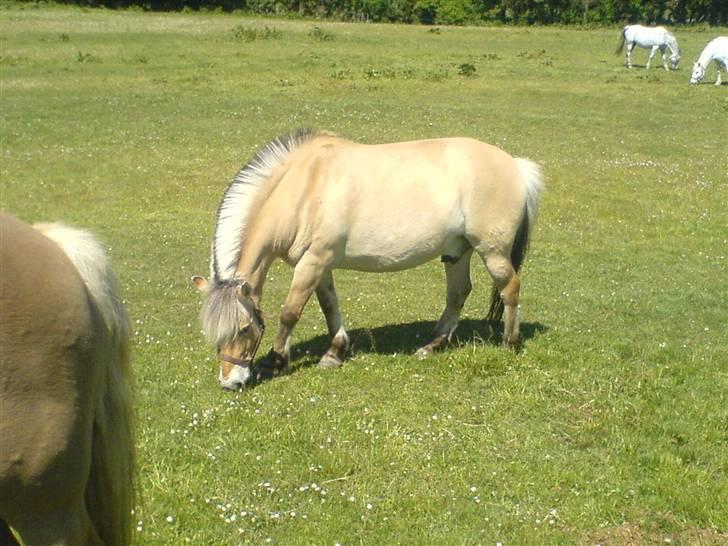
[486,159,544,323]
[34,223,135,546]
[615,26,627,54]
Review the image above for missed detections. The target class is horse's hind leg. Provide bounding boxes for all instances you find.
[626,43,634,67]
[315,269,350,369]
[416,249,473,358]
[483,253,521,347]
[7,496,102,546]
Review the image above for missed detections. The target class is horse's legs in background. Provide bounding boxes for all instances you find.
[715,62,724,85]
[416,249,473,358]
[659,45,669,70]
[315,269,350,368]
[0,519,19,546]
[646,45,658,69]
[483,253,521,347]
[264,250,327,371]
[626,42,634,67]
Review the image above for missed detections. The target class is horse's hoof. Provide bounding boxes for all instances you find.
[318,353,343,369]
[415,346,433,360]
[256,364,289,383]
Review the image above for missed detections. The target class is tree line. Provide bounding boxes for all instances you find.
[55,0,728,25]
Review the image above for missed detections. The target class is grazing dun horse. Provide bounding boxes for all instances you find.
[690,36,728,85]
[193,130,544,390]
[616,24,681,70]
[0,213,134,546]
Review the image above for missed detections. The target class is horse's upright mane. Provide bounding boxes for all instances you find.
[211,128,324,281]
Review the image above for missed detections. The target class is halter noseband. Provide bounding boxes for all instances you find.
[219,352,254,368]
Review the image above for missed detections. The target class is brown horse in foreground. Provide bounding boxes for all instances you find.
[0,213,134,546]
[194,130,544,390]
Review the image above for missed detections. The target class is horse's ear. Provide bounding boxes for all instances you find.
[192,276,209,292]
[235,280,252,301]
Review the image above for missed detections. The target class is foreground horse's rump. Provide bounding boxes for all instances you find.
[193,130,544,390]
[0,213,134,546]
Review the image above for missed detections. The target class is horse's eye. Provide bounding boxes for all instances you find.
[240,324,251,334]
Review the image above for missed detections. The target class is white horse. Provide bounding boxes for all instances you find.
[616,25,681,70]
[690,36,728,85]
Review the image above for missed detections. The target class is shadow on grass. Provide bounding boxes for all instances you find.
[251,319,548,386]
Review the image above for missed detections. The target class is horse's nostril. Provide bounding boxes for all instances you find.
[221,380,244,391]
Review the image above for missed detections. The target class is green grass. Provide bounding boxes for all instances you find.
[2,4,727,544]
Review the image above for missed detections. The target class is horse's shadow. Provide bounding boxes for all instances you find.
[255,319,548,382]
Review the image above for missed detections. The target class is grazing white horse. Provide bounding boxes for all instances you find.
[690,36,728,85]
[616,24,681,70]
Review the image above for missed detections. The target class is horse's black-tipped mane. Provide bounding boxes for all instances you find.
[210,128,324,282]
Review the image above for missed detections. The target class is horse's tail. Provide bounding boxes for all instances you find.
[615,26,627,54]
[34,223,135,546]
[486,159,544,324]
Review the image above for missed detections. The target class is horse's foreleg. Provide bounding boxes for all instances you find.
[484,254,521,348]
[646,45,658,69]
[263,251,327,375]
[416,250,473,358]
[315,269,349,368]
[626,43,634,68]
[660,46,668,70]
[715,63,723,86]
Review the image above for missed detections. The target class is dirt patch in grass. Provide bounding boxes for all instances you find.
[583,523,728,546]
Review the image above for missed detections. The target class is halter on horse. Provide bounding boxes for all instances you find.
[194,130,544,390]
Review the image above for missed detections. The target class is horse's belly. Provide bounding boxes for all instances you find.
[337,232,468,272]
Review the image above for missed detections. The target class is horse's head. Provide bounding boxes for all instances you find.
[690,62,705,84]
[669,52,680,70]
[193,276,265,390]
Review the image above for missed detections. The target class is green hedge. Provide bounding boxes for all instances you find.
[52,0,728,25]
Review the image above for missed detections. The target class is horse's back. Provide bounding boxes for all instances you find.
[282,137,528,270]
[626,24,670,46]
[706,36,728,61]
[0,213,102,526]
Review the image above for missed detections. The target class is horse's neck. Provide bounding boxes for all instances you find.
[666,35,678,54]
[235,241,274,302]
[698,46,714,66]
[233,207,288,301]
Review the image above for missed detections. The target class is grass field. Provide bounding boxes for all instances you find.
[1,4,727,545]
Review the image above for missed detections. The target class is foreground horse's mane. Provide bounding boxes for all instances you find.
[211,128,326,281]
[199,279,262,347]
